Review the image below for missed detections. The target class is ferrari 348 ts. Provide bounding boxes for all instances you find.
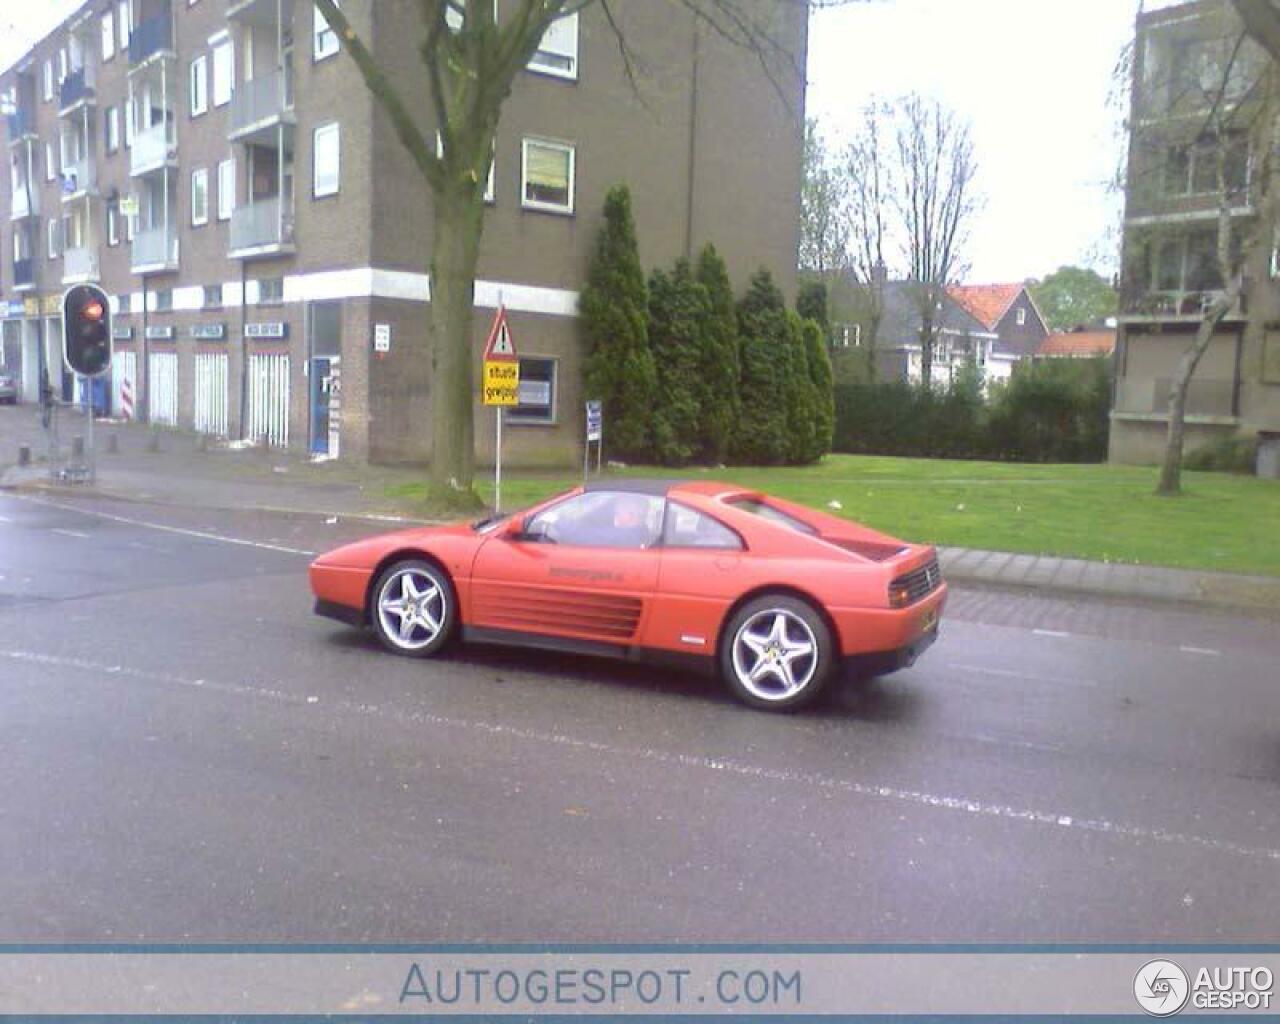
[310,480,946,710]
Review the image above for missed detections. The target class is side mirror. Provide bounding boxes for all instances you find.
[503,517,531,541]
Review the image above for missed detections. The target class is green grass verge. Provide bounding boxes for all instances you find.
[385,454,1280,577]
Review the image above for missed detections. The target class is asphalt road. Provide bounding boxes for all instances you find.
[1,490,1277,943]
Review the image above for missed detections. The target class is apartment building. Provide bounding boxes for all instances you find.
[1,0,807,465]
[1112,0,1280,465]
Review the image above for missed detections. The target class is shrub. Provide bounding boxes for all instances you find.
[734,270,793,465]
[647,260,710,465]
[801,317,835,461]
[1184,435,1258,474]
[695,245,741,464]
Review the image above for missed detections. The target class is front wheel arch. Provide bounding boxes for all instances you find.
[364,548,455,626]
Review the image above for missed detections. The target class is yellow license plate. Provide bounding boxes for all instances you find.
[921,607,938,633]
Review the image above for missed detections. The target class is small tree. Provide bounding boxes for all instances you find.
[1030,265,1118,331]
[734,269,792,465]
[784,310,817,463]
[802,316,835,460]
[580,185,658,461]
[695,244,741,464]
[796,280,830,334]
[648,260,710,465]
[799,119,851,276]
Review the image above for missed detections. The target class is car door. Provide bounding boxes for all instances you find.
[469,490,665,649]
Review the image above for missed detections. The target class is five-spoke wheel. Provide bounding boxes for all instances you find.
[721,595,833,710]
[371,559,456,657]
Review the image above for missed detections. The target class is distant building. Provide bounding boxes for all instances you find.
[1038,329,1116,360]
[867,278,1002,386]
[948,283,1050,379]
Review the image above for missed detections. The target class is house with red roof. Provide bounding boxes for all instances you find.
[948,283,1050,382]
[1037,329,1116,360]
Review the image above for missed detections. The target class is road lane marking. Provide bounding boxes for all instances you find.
[51,528,91,540]
[1180,645,1221,656]
[4,647,1279,866]
[1032,629,1071,638]
[13,495,315,557]
[952,663,1102,688]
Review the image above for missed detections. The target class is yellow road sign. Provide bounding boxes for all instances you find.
[483,359,519,406]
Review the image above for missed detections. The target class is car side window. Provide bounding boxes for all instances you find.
[662,502,743,550]
[525,491,665,549]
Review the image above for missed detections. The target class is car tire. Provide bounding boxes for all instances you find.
[720,594,835,711]
[369,558,457,658]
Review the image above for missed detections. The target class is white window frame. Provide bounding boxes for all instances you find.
[211,37,234,108]
[507,355,559,425]
[190,55,208,116]
[314,1,340,61]
[106,106,119,152]
[42,60,53,102]
[217,157,235,221]
[47,218,61,259]
[102,13,115,61]
[528,12,579,80]
[124,97,134,147]
[58,49,68,85]
[521,137,575,215]
[44,142,56,181]
[191,167,209,226]
[107,202,119,246]
[118,1,132,50]
[1015,307,1027,326]
[313,121,340,198]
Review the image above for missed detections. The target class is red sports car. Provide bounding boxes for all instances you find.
[310,480,946,710]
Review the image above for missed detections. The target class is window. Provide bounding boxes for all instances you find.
[124,97,134,147]
[217,158,235,220]
[314,1,340,60]
[42,60,53,102]
[662,503,743,550]
[58,49,67,86]
[832,323,860,348]
[118,292,131,315]
[155,288,173,312]
[726,497,819,536]
[101,13,115,61]
[47,218,61,259]
[313,122,340,197]
[524,491,666,549]
[528,12,578,79]
[191,167,209,225]
[107,203,119,246]
[190,56,208,116]
[105,106,119,153]
[445,0,496,32]
[204,284,223,309]
[509,357,557,423]
[1015,307,1027,326]
[118,1,131,50]
[521,138,574,213]
[44,142,56,181]
[211,37,233,107]
[258,276,284,304]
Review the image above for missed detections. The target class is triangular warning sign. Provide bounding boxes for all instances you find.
[483,306,518,362]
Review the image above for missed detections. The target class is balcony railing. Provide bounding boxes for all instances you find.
[13,258,34,287]
[6,109,36,139]
[228,70,293,138]
[230,196,294,254]
[131,226,178,270]
[1115,377,1237,418]
[10,183,38,219]
[60,158,95,197]
[131,120,176,175]
[62,246,99,282]
[129,14,174,66]
[1120,287,1246,320]
[59,67,96,111]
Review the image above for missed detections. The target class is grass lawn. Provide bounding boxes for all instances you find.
[386,454,1280,577]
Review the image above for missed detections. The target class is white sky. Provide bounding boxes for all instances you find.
[3,0,1136,283]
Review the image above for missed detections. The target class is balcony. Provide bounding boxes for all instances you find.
[6,109,37,141]
[129,14,175,67]
[1114,377,1237,420]
[229,197,295,258]
[228,70,294,143]
[12,258,34,290]
[62,246,99,284]
[59,68,96,113]
[228,0,295,24]
[131,226,179,272]
[130,120,176,176]
[60,158,96,200]
[1118,287,1247,324]
[9,183,39,220]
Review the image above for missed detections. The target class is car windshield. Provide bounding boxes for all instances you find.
[726,496,819,535]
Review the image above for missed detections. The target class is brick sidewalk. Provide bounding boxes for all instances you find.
[2,403,1277,614]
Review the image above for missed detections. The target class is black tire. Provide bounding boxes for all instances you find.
[369,558,457,658]
[719,594,835,711]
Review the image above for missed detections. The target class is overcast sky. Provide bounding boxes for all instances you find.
[3,0,1136,283]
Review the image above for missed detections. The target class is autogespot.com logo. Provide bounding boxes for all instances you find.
[1134,959,1191,1017]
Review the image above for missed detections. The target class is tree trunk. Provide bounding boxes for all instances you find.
[428,185,486,507]
[1154,293,1235,496]
[920,314,933,387]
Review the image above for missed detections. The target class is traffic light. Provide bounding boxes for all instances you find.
[62,284,112,378]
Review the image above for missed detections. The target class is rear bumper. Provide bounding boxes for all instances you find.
[847,625,938,677]
[314,598,365,627]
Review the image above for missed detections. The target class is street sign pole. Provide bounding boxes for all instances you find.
[495,405,503,514]
[481,305,519,513]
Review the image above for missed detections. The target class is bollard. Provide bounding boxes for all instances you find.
[107,433,119,454]
[17,445,30,467]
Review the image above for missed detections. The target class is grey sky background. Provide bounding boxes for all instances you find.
[1,0,1135,284]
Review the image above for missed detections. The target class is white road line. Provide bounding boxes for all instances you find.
[51,528,91,540]
[4,647,1278,867]
[1032,629,1072,639]
[1180,645,1221,656]
[952,663,1101,688]
[14,495,315,557]
[0,514,13,523]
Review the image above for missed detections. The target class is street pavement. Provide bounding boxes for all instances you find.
[1,490,1278,943]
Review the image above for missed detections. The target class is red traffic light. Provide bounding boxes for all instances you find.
[83,301,105,322]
